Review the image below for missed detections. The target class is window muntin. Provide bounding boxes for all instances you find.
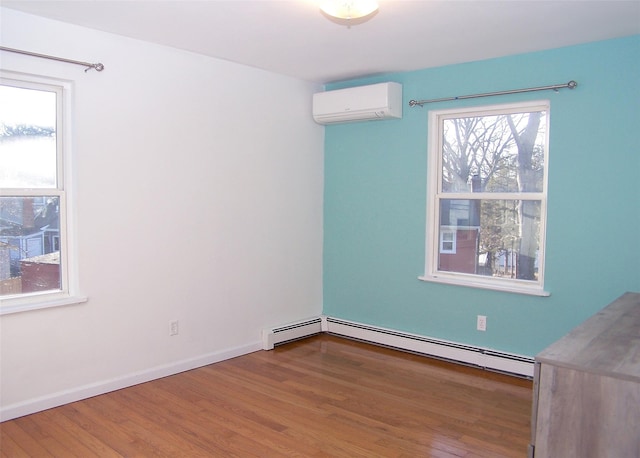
[1,77,69,306]
[422,101,549,295]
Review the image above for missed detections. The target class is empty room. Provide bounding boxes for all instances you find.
[1,1,639,456]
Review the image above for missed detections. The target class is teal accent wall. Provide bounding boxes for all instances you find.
[323,36,640,357]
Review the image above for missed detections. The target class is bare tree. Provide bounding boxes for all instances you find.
[442,115,516,274]
[442,116,514,192]
[441,111,545,280]
[506,113,542,280]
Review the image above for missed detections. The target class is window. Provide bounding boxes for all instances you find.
[420,101,550,296]
[439,228,456,254]
[0,73,84,313]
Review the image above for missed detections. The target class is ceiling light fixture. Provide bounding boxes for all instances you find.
[319,0,379,21]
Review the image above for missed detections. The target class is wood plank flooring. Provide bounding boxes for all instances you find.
[1,334,533,457]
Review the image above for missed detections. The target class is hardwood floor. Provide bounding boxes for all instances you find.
[1,335,533,457]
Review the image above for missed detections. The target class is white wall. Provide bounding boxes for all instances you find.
[0,8,324,420]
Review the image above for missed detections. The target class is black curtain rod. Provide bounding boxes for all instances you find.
[0,46,104,72]
[409,80,577,107]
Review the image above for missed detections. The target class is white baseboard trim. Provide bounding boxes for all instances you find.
[263,316,534,378]
[0,341,262,422]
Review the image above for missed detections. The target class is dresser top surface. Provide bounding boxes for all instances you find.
[536,292,640,381]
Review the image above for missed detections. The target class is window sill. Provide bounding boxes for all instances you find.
[0,294,88,315]
[418,275,550,297]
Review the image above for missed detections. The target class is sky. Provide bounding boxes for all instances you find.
[0,84,57,188]
[0,84,56,128]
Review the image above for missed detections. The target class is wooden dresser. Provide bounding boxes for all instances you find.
[528,292,640,458]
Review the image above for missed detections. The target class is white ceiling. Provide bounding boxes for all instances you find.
[3,0,640,83]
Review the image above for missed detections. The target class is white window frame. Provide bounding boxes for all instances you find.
[419,100,550,296]
[1,72,86,314]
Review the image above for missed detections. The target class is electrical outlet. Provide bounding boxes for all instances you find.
[477,315,487,331]
[170,320,179,336]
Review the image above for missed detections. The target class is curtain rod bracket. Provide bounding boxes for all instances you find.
[409,80,577,107]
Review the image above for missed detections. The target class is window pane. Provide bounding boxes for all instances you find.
[0,196,61,296]
[438,199,540,281]
[0,84,57,188]
[441,111,546,193]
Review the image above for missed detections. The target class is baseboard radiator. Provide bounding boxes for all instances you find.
[263,316,534,378]
[262,317,324,350]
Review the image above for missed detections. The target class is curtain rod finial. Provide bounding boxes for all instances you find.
[85,63,104,72]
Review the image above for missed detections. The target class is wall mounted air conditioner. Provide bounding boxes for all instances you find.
[312,82,402,125]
